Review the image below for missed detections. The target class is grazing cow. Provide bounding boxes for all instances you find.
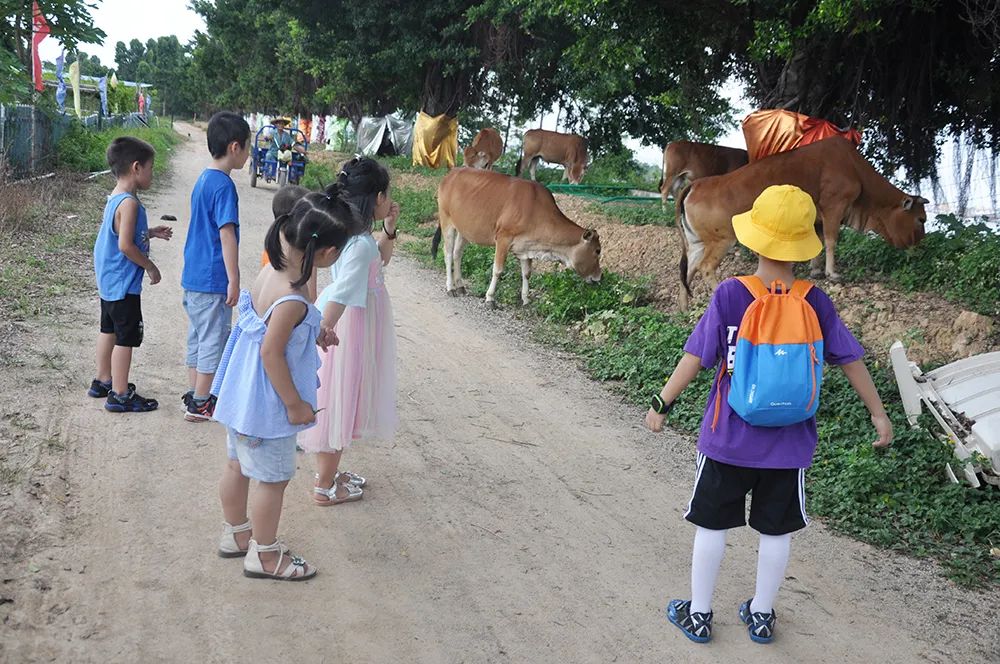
[677,137,927,309]
[463,128,504,169]
[659,141,749,205]
[515,129,588,184]
[434,168,602,307]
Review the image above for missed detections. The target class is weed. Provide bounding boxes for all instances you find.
[56,124,180,177]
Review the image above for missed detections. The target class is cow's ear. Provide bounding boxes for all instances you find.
[582,229,596,242]
[917,196,929,205]
[902,197,915,210]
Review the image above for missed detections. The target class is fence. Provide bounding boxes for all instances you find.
[0,105,159,180]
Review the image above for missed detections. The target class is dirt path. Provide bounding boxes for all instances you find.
[3,122,997,663]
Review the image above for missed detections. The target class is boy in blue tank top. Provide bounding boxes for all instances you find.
[89,137,173,412]
[180,112,251,422]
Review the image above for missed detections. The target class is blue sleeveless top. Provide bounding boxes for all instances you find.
[94,192,149,301]
[211,291,322,439]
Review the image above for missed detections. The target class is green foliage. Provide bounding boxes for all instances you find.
[591,203,674,227]
[56,124,179,176]
[298,160,337,191]
[392,186,439,238]
[835,215,1000,316]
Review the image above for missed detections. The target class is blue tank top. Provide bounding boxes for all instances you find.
[211,291,323,439]
[94,192,149,301]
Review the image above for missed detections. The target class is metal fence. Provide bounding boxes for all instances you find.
[0,105,158,180]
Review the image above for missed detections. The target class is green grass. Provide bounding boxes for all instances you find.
[589,201,675,227]
[56,123,181,176]
[394,213,1000,587]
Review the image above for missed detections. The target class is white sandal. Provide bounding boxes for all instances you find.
[218,520,252,558]
[313,476,364,506]
[243,539,316,581]
[335,470,367,488]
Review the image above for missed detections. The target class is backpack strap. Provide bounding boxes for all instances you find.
[736,275,769,300]
[790,280,813,298]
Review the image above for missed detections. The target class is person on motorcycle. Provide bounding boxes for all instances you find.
[266,117,306,164]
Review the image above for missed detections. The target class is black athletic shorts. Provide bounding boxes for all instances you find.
[100,294,144,347]
[683,453,808,536]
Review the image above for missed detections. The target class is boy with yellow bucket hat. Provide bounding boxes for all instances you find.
[645,184,893,644]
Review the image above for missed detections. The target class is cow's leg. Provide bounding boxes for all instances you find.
[697,238,734,293]
[453,234,469,295]
[519,257,533,305]
[444,226,458,296]
[818,202,849,282]
[484,237,512,309]
[809,228,825,278]
[529,157,539,181]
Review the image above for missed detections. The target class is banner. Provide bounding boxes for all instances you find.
[98,76,108,115]
[110,72,119,88]
[31,1,50,92]
[55,51,66,110]
[69,59,81,117]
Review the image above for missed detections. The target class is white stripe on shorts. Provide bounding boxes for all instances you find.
[683,452,708,519]
[797,468,810,526]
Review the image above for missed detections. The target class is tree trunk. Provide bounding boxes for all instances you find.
[420,61,468,118]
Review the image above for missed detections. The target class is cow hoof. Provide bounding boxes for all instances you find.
[456,286,468,296]
[446,289,458,298]
[828,273,843,283]
[810,268,825,279]
[484,299,497,310]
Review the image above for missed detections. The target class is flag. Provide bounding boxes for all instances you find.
[98,76,108,115]
[145,94,152,114]
[137,86,145,114]
[31,1,51,92]
[69,59,81,117]
[55,51,66,110]
[110,72,118,88]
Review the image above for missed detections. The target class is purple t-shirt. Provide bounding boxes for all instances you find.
[683,278,864,469]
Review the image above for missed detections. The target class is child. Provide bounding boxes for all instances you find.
[89,136,173,412]
[212,191,358,580]
[180,111,251,422]
[646,185,893,644]
[299,157,400,505]
[262,185,313,297]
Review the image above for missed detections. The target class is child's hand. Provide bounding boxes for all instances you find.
[286,399,316,426]
[317,325,339,351]
[386,201,400,228]
[149,225,173,240]
[147,263,162,285]
[871,413,893,448]
[226,281,240,307]
[645,408,666,433]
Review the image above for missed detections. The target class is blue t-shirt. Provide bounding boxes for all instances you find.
[94,192,148,301]
[683,278,865,469]
[182,169,240,293]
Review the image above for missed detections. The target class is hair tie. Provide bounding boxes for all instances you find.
[311,232,318,239]
[339,169,347,177]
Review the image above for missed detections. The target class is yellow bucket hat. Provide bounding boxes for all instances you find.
[732,184,823,262]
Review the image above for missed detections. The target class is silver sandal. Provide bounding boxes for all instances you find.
[313,479,363,506]
[336,470,367,488]
[218,520,252,558]
[243,539,316,581]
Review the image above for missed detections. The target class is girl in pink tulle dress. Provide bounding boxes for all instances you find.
[299,157,399,505]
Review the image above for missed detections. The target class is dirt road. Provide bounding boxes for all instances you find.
[3,123,997,663]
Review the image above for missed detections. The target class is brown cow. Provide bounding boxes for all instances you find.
[677,137,927,309]
[659,141,749,205]
[516,129,588,184]
[434,168,602,307]
[463,128,504,169]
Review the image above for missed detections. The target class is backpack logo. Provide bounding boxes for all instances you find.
[719,277,825,429]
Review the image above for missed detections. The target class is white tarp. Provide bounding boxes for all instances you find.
[356,114,414,157]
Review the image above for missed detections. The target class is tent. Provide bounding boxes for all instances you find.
[356,114,414,157]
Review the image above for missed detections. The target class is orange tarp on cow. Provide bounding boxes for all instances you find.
[412,112,458,169]
[742,109,861,162]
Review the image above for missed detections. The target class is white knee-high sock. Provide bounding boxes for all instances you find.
[690,526,727,614]
[751,533,792,614]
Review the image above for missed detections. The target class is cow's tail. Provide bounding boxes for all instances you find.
[514,150,523,177]
[431,224,442,259]
[677,184,694,299]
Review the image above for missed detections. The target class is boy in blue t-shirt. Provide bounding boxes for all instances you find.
[90,137,173,412]
[181,112,251,422]
[646,185,893,645]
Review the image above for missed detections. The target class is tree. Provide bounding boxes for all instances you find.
[113,38,147,81]
[66,50,109,77]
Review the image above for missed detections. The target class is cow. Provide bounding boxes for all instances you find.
[659,141,749,205]
[433,168,602,307]
[676,137,927,310]
[463,128,504,169]
[515,129,588,184]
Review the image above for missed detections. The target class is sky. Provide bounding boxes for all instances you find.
[37,0,205,66]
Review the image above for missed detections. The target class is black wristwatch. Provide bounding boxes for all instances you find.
[651,394,673,415]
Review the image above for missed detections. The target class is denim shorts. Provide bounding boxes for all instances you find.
[226,428,298,483]
[183,290,232,374]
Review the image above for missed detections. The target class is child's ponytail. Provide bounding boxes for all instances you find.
[264,213,293,270]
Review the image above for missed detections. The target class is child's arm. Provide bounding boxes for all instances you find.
[645,352,704,432]
[840,359,893,448]
[261,301,315,426]
[115,199,160,285]
[219,223,240,307]
[377,201,401,266]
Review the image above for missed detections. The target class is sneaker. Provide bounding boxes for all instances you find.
[667,599,713,643]
[181,390,195,409]
[88,379,134,398]
[739,598,776,644]
[185,394,217,422]
[105,387,159,413]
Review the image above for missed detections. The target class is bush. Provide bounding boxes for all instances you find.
[835,214,1000,316]
[56,123,180,177]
